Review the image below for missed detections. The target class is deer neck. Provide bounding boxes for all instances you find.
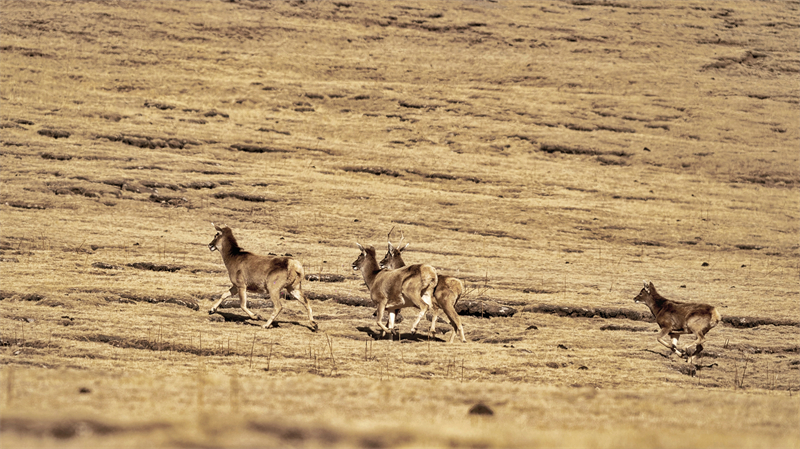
[218,236,242,264]
[642,293,667,316]
[391,254,406,269]
[359,257,382,291]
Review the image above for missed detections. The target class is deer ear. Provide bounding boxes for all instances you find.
[400,243,409,252]
[643,280,649,290]
[213,223,223,231]
[648,281,656,292]
[388,242,395,251]
[357,243,365,252]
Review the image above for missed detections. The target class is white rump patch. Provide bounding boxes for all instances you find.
[422,293,433,307]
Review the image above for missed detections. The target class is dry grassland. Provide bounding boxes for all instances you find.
[1,0,799,447]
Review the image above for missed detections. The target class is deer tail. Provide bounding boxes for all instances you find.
[287,259,304,289]
[711,308,722,327]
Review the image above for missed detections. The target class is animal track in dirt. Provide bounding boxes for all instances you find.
[343,166,402,177]
[50,184,109,199]
[305,274,346,282]
[405,169,482,183]
[449,228,526,241]
[0,291,47,302]
[600,324,652,332]
[40,152,72,161]
[92,262,124,270]
[213,191,279,203]
[229,143,290,154]
[106,293,199,311]
[37,129,70,139]
[95,133,199,149]
[523,303,800,328]
[183,181,219,190]
[143,101,175,110]
[457,299,517,318]
[4,202,47,210]
[539,143,635,165]
[127,262,183,272]
[702,50,769,71]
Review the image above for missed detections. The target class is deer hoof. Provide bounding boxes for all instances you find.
[208,309,216,315]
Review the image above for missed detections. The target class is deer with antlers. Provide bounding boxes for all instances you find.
[208,223,317,331]
[633,281,721,364]
[352,243,437,339]
[379,229,466,343]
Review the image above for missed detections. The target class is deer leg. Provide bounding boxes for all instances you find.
[209,286,235,314]
[684,331,708,364]
[262,284,283,329]
[441,302,466,343]
[656,329,684,356]
[237,286,260,321]
[429,311,439,337]
[387,310,398,339]
[669,333,685,357]
[289,287,317,331]
[409,305,428,335]
[375,301,391,338]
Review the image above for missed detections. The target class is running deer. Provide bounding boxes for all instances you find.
[379,230,466,343]
[351,243,437,339]
[208,223,317,331]
[633,281,721,364]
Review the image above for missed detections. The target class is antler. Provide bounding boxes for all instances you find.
[387,226,406,251]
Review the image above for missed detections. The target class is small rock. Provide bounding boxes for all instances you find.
[468,403,494,416]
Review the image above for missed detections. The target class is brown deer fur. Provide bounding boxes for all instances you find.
[633,281,721,364]
[208,224,317,331]
[380,240,466,343]
[352,244,437,338]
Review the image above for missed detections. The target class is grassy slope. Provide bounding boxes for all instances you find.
[1,0,799,447]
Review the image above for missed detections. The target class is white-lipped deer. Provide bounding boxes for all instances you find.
[208,223,317,331]
[379,229,466,343]
[351,243,437,339]
[633,281,721,364]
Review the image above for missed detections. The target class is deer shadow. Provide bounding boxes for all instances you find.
[356,326,445,342]
[213,311,317,331]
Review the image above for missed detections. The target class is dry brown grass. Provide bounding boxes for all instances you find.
[1,0,799,447]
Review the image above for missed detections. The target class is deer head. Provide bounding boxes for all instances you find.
[208,223,226,252]
[633,281,655,303]
[208,223,222,251]
[351,243,370,271]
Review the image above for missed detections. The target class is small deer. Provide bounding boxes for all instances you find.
[352,243,437,339]
[379,230,466,343]
[633,281,721,364]
[208,223,317,331]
